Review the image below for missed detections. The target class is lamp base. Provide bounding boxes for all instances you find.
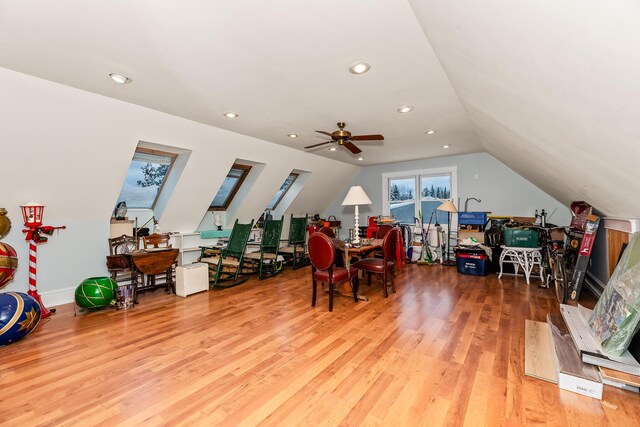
[441,259,457,267]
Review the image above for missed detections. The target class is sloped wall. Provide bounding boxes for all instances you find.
[0,67,359,305]
[409,0,640,217]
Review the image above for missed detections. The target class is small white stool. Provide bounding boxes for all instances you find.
[498,246,542,285]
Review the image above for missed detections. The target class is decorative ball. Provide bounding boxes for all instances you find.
[0,242,18,289]
[0,292,41,346]
[0,208,11,239]
[75,277,117,309]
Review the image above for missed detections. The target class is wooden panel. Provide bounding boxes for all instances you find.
[607,229,630,276]
[524,320,557,383]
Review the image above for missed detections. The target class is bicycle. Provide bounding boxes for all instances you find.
[531,224,568,303]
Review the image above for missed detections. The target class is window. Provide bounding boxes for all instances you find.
[210,164,252,210]
[116,148,177,209]
[383,167,456,224]
[266,173,298,210]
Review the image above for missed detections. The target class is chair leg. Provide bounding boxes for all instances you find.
[367,272,372,286]
[213,260,223,287]
[390,267,396,294]
[352,276,359,302]
[329,281,334,312]
[312,277,317,307]
[382,269,388,298]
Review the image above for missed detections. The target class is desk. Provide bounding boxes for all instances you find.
[129,248,179,295]
[498,246,542,285]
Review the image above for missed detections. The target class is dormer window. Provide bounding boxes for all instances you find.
[267,173,298,210]
[209,164,252,211]
[116,148,177,209]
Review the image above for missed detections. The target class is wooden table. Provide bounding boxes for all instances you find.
[331,239,383,301]
[129,248,179,296]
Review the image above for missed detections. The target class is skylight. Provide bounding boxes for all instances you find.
[116,148,176,209]
[267,173,299,210]
[210,164,252,210]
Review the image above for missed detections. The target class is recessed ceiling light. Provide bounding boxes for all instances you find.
[287,133,298,138]
[223,112,238,118]
[425,130,437,135]
[349,61,371,74]
[109,73,129,84]
[397,105,414,113]
[357,156,364,161]
[329,147,337,151]
[442,144,451,149]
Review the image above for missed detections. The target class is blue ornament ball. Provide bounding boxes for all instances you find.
[0,292,42,346]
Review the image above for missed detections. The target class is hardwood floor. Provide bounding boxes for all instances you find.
[1,264,639,426]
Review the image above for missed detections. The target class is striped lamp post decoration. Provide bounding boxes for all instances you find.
[21,202,66,318]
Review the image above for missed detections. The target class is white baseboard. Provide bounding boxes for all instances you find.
[41,286,76,308]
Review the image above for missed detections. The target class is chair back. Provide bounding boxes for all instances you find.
[225,219,254,258]
[142,233,171,249]
[376,224,393,239]
[262,216,284,250]
[383,228,399,261]
[318,227,335,238]
[288,214,308,244]
[109,234,137,255]
[308,232,335,271]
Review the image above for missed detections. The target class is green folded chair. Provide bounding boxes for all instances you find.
[279,214,309,270]
[244,216,284,279]
[200,219,254,288]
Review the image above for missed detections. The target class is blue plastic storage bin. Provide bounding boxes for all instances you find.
[456,253,488,276]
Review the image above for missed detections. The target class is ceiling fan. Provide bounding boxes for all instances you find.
[304,122,384,154]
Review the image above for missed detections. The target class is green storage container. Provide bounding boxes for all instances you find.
[503,227,539,248]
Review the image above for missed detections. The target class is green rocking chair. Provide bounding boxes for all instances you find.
[244,216,284,279]
[200,219,254,288]
[279,214,309,270]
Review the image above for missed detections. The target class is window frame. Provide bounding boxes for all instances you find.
[267,172,299,211]
[209,163,252,211]
[119,147,177,210]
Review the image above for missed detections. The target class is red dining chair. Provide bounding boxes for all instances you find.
[308,232,359,312]
[375,224,393,239]
[352,228,398,297]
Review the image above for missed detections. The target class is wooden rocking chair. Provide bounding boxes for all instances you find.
[200,219,254,288]
[244,216,284,279]
[280,214,309,270]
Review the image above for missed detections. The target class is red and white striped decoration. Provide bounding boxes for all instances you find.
[26,239,53,318]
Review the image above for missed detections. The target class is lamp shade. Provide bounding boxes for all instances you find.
[341,186,372,206]
[437,200,458,213]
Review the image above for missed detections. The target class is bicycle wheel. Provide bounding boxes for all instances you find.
[553,255,568,304]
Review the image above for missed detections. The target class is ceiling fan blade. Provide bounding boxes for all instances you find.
[304,141,333,149]
[343,141,362,154]
[350,134,384,141]
[315,130,333,137]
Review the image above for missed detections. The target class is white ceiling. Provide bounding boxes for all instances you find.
[2,1,639,217]
[0,0,481,166]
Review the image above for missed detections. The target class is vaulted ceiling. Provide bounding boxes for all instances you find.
[1,0,638,217]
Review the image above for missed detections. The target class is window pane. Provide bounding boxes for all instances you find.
[210,165,251,209]
[420,174,451,224]
[389,177,415,202]
[117,153,173,209]
[390,202,416,224]
[420,175,451,200]
[211,175,240,207]
[267,173,298,210]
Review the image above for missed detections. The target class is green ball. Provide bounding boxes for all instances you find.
[75,277,117,309]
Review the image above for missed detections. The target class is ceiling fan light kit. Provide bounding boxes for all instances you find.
[304,122,383,155]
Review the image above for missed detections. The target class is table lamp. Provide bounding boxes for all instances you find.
[437,200,458,266]
[341,185,372,246]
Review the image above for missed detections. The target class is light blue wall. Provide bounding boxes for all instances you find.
[325,152,571,233]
